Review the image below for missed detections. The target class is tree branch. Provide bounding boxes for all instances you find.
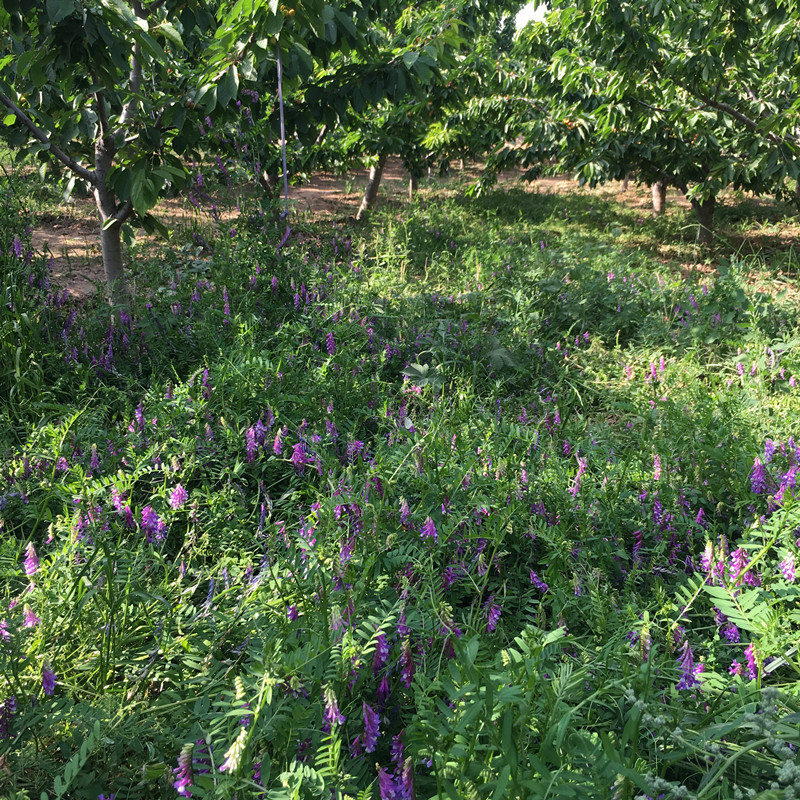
[113,200,134,224]
[677,82,789,148]
[0,90,96,183]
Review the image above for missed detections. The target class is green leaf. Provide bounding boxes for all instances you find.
[155,21,184,48]
[3,113,16,126]
[402,51,419,70]
[46,0,76,23]
[217,65,239,108]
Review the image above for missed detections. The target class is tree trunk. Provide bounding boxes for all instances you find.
[652,180,667,215]
[93,140,130,304]
[620,172,632,191]
[691,196,716,245]
[408,175,418,202]
[356,153,387,221]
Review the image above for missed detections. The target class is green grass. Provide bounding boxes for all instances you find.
[1,169,799,800]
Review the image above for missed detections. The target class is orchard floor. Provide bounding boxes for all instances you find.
[28,157,800,300]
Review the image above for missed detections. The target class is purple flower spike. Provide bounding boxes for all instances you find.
[363,702,380,753]
[750,457,768,494]
[169,484,188,509]
[484,596,502,633]
[23,604,40,628]
[373,632,390,674]
[323,686,345,728]
[744,643,758,681]
[529,570,549,592]
[174,742,194,796]
[42,661,56,696]
[23,542,38,576]
[420,516,437,542]
[676,641,700,691]
[378,767,400,800]
[326,332,336,356]
[779,552,796,582]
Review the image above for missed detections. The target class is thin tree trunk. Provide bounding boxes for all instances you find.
[652,180,667,215]
[93,139,129,304]
[691,196,716,245]
[408,175,418,202]
[620,172,632,191]
[356,153,387,221]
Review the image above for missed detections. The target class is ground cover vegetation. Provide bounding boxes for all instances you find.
[2,159,800,799]
[2,0,800,798]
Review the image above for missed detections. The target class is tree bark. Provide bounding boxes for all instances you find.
[408,175,418,202]
[652,180,667,215]
[93,139,130,304]
[356,153,387,221]
[620,172,632,191]
[691,196,716,245]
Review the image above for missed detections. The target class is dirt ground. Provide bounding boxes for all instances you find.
[25,158,751,301]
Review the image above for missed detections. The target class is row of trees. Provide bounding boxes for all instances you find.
[2,0,799,299]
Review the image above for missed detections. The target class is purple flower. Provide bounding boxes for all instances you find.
[363,702,380,753]
[323,686,345,728]
[23,603,40,628]
[700,540,714,573]
[420,516,437,542]
[779,552,796,582]
[376,675,391,709]
[142,506,167,543]
[326,332,336,356]
[378,767,400,800]
[744,643,758,681]
[729,660,742,677]
[42,661,56,695]
[568,456,587,498]
[653,454,662,481]
[174,742,194,796]
[729,547,749,584]
[750,457,768,494]
[0,620,9,641]
[764,439,777,464]
[723,623,740,643]
[287,605,298,621]
[245,427,258,462]
[529,570,549,592]
[484,596,502,632]
[399,499,411,526]
[291,442,311,471]
[373,632,390,674]
[23,542,38,576]
[169,484,188,509]
[676,641,700,691]
[273,428,284,456]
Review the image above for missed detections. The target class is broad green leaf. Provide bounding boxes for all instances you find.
[217,65,239,107]
[46,0,76,23]
[3,113,16,126]
[402,50,418,69]
[155,21,184,48]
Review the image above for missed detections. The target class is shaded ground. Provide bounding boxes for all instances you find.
[27,158,800,300]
